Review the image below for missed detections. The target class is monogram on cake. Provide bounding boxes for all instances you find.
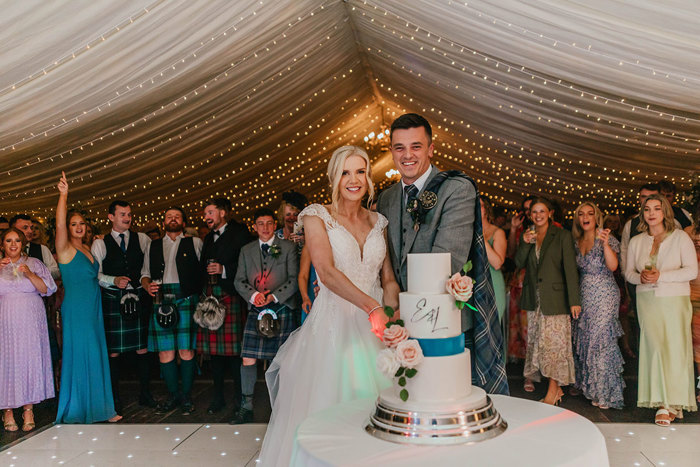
[367,252,506,444]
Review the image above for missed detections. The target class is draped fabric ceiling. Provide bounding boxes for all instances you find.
[1,0,699,226]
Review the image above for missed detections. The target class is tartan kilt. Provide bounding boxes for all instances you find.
[101,287,150,353]
[241,305,298,360]
[196,285,243,356]
[148,283,198,352]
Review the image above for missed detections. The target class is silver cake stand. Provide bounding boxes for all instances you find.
[365,395,507,445]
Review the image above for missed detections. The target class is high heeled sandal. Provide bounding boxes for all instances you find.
[654,408,676,427]
[3,410,18,432]
[22,408,35,432]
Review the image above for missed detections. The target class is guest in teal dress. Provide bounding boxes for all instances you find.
[54,172,121,424]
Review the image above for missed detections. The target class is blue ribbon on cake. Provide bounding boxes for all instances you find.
[412,334,465,357]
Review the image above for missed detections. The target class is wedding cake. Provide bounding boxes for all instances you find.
[366,253,506,444]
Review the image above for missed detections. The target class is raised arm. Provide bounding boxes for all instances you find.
[54,171,72,261]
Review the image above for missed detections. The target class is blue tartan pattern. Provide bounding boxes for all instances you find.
[465,180,510,395]
[147,283,198,352]
[241,306,298,360]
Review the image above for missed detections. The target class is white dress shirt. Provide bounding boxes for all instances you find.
[400,165,433,205]
[91,229,151,289]
[212,223,228,279]
[141,233,202,284]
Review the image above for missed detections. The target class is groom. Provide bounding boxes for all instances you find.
[377,113,508,395]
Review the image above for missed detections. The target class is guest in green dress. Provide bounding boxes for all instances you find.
[481,196,506,322]
[625,194,698,426]
[481,196,507,363]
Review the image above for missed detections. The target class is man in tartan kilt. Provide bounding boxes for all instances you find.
[91,200,157,414]
[232,207,299,424]
[141,207,203,415]
[197,198,252,414]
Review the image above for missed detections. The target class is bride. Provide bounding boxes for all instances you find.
[258,145,400,466]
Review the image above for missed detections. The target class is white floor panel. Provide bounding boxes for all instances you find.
[3,422,700,466]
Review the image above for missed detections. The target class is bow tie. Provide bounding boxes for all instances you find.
[213,230,221,238]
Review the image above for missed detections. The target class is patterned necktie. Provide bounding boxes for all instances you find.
[404,184,418,207]
[119,233,126,253]
[261,243,270,256]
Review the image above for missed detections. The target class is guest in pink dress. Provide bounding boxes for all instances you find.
[1,228,57,432]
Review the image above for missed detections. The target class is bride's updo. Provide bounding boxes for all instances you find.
[327,145,374,213]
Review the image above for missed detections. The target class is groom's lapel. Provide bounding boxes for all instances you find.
[400,166,440,267]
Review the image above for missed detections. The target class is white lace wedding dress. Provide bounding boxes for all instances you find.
[258,204,391,466]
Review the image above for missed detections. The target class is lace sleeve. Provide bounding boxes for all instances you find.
[375,213,389,232]
[298,204,337,230]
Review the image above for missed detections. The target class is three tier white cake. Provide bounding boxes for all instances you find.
[378,253,486,412]
[366,253,507,444]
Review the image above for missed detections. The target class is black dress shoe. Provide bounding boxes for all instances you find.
[207,398,226,414]
[155,396,180,414]
[228,408,253,425]
[181,399,195,416]
[139,392,158,408]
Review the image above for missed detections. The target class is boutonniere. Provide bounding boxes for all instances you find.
[406,190,438,232]
[268,244,281,258]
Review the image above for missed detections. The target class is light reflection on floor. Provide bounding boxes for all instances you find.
[2,422,700,466]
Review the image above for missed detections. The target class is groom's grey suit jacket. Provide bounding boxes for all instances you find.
[377,165,476,292]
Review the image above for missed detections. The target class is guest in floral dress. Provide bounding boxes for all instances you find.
[515,198,580,405]
[1,228,57,432]
[572,202,625,409]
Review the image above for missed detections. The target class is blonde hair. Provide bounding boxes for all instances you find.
[327,146,374,213]
[276,201,300,226]
[572,201,604,240]
[638,194,676,234]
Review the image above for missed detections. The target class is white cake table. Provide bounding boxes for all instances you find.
[291,395,609,467]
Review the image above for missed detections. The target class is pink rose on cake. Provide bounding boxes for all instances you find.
[376,348,401,377]
[395,339,424,368]
[383,324,409,348]
[446,272,474,302]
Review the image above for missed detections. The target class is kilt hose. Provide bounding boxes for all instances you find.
[240,305,299,360]
[148,283,198,352]
[196,285,244,356]
[101,287,150,353]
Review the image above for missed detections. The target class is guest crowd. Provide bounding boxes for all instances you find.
[1,171,698,431]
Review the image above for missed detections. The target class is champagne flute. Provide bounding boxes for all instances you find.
[527,225,536,244]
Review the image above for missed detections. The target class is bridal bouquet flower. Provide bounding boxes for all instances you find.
[376,307,424,401]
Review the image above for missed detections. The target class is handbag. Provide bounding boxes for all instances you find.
[194,285,226,331]
[255,305,282,338]
[155,294,179,329]
[119,290,140,321]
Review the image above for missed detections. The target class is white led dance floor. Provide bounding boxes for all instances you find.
[1,423,266,466]
[3,422,700,466]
